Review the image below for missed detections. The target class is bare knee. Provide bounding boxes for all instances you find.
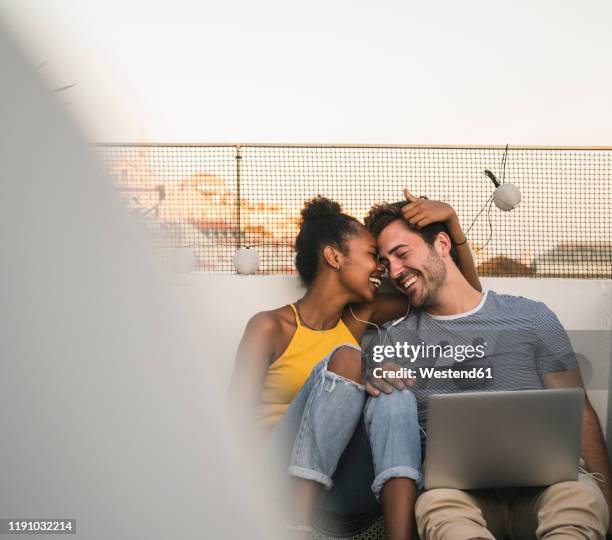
[327,346,362,383]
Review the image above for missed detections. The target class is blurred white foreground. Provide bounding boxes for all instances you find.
[0,22,279,540]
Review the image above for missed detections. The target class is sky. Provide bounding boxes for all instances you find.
[1,0,611,144]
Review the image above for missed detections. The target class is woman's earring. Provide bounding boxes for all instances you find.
[335,264,340,272]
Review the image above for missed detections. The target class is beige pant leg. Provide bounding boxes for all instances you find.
[532,474,608,540]
[415,488,496,540]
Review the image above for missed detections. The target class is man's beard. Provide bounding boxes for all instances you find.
[414,249,447,308]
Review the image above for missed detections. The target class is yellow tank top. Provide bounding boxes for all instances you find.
[256,303,359,436]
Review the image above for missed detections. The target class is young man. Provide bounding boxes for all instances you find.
[363,197,611,540]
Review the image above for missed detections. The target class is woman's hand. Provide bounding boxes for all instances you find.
[401,189,458,229]
[401,188,481,291]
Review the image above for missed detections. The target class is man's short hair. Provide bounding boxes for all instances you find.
[364,200,460,266]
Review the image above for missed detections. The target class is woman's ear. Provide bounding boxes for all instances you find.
[322,245,341,271]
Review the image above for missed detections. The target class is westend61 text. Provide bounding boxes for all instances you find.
[372,367,493,380]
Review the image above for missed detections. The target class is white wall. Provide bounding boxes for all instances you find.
[177,275,612,438]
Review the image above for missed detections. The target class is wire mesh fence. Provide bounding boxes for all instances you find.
[95,144,612,278]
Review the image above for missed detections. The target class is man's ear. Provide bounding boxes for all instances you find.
[435,231,453,258]
[322,245,341,270]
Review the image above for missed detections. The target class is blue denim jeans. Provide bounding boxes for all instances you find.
[262,344,423,518]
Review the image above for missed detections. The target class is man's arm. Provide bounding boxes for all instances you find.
[582,397,612,526]
[535,300,612,532]
[542,369,612,533]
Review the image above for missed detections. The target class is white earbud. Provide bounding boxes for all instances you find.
[349,304,410,350]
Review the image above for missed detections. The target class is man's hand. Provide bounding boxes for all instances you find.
[364,361,415,397]
[402,189,458,229]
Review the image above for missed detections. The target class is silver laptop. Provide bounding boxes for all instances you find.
[424,389,584,490]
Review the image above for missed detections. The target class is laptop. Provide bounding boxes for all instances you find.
[424,388,584,490]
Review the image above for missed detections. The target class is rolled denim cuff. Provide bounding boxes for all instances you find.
[371,465,423,499]
[289,465,333,490]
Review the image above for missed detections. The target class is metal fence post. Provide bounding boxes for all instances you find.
[235,144,242,250]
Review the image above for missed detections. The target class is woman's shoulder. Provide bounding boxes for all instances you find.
[246,304,297,335]
[242,305,298,363]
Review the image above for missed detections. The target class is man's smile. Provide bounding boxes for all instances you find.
[397,272,419,290]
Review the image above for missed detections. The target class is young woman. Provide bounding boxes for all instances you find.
[229,190,480,539]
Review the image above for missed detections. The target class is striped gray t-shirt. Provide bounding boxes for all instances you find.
[365,290,578,443]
